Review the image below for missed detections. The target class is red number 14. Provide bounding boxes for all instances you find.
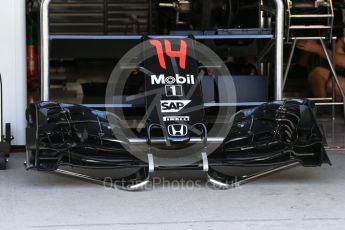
[149,40,187,70]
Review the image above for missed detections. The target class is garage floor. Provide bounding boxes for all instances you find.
[0,116,344,230]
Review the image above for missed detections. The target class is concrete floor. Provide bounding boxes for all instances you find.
[0,150,343,230]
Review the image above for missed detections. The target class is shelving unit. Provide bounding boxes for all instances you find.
[49,0,152,35]
[281,0,345,119]
[49,33,274,59]
[40,0,285,104]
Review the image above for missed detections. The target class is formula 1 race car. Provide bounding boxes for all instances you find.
[25,38,330,190]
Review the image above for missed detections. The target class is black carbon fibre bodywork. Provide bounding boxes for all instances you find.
[26,99,330,174]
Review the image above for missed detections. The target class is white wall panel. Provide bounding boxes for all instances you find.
[0,0,27,145]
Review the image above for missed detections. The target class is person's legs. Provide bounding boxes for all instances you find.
[308,67,331,98]
[326,76,345,102]
[298,50,311,67]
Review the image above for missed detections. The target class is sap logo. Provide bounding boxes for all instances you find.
[163,116,190,122]
[161,100,191,113]
[151,74,195,85]
[168,124,188,137]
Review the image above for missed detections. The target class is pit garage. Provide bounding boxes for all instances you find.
[0,0,345,229]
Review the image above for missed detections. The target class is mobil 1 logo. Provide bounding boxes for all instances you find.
[165,85,183,97]
[150,74,195,97]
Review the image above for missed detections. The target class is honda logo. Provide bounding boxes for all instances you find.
[167,124,188,137]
